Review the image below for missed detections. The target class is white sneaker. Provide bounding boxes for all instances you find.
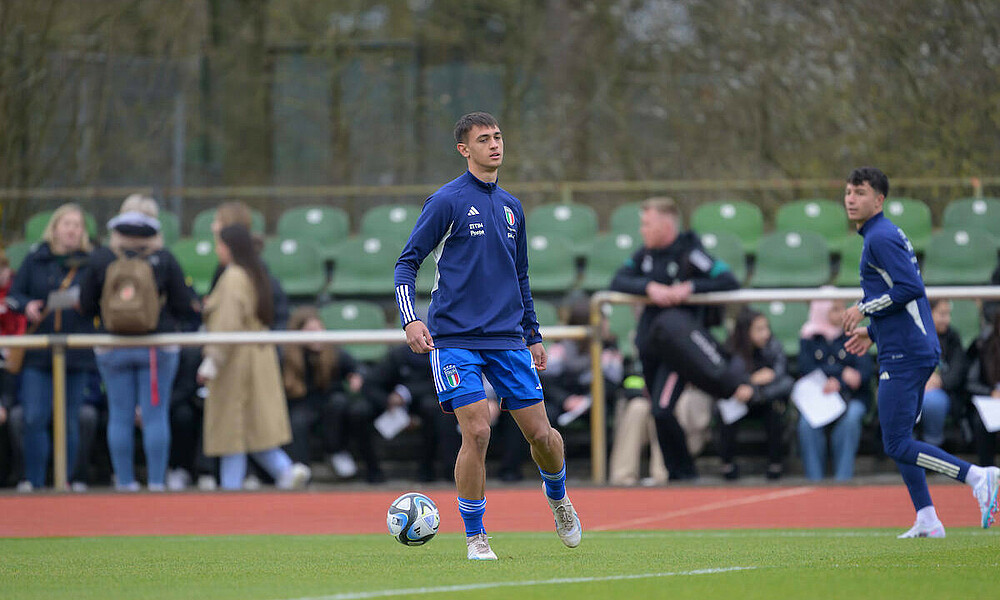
[466,533,498,560]
[166,468,192,491]
[16,481,33,493]
[544,484,582,548]
[243,474,263,490]
[897,520,946,538]
[115,482,141,492]
[197,474,218,491]
[70,481,88,493]
[147,483,166,493]
[973,466,1000,529]
[277,463,311,490]
[329,452,358,478]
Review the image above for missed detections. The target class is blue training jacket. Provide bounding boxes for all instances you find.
[856,211,940,369]
[394,171,542,350]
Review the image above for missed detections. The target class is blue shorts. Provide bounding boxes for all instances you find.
[430,348,543,413]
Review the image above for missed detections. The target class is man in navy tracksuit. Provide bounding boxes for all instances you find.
[394,112,581,560]
[841,166,999,536]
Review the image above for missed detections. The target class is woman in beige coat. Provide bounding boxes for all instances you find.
[197,223,310,490]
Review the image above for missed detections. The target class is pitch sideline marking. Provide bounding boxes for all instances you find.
[592,486,817,531]
[284,566,756,600]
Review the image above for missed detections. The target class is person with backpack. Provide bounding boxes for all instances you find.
[80,194,198,491]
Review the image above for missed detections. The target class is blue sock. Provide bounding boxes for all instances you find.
[458,497,486,537]
[540,464,567,501]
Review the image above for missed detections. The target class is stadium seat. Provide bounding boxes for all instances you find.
[580,232,639,291]
[835,235,863,287]
[276,206,350,260]
[775,199,850,253]
[604,303,639,359]
[359,204,420,240]
[171,237,217,295]
[25,210,99,242]
[261,237,326,298]
[750,231,831,288]
[753,300,810,356]
[527,233,579,293]
[609,201,643,237]
[527,203,598,256]
[3,240,34,272]
[318,300,390,362]
[159,211,181,245]
[533,299,560,327]
[691,200,764,254]
[883,197,932,253]
[948,299,983,348]
[328,235,400,297]
[942,197,1000,247]
[191,207,265,238]
[699,231,747,283]
[921,229,997,285]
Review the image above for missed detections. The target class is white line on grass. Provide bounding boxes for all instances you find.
[283,566,757,600]
[592,486,817,531]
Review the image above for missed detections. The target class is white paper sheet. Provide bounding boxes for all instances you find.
[972,395,1000,433]
[556,396,592,427]
[717,397,749,425]
[792,369,847,429]
[374,406,411,440]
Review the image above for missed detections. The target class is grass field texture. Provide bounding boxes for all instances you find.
[2,529,997,600]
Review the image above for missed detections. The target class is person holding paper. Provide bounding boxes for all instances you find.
[920,299,968,447]
[965,310,1000,467]
[841,166,1000,537]
[795,299,873,481]
[717,307,793,480]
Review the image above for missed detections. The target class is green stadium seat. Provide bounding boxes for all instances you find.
[533,299,560,327]
[699,231,747,284]
[171,237,217,295]
[751,231,831,288]
[581,232,639,291]
[318,300,390,362]
[835,235,863,287]
[25,210,99,242]
[948,299,983,348]
[527,203,598,256]
[753,300,810,356]
[328,235,399,297]
[691,200,764,254]
[921,229,997,285]
[261,237,326,298]
[604,303,639,359]
[883,197,932,253]
[359,204,420,240]
[609,201,643,236]
[942,197,1000,247]
[527,233,578,293]
[191,207,265,238]
[277,206,350,260]
[159,211,181,246]
[775,199,850,253]
[3,240,34,272]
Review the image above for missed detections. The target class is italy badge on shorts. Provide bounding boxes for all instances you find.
[442,364,461,388]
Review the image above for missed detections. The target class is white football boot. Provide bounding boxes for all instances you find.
[972,466,1000,529]
[466,533,498,560]
[897,520,946,539]
[545,484,582,548]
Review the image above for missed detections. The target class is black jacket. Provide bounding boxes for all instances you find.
[798,334,875,408]
[609,230,739,348]
[361,344,435,414]
[733,337,793,405]
[7,242,96,371]
[936,326,968,396]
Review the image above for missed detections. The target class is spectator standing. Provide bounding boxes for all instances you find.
[79,195,198,491]
[6,203,96,490]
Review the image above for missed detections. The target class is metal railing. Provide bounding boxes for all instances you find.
[3,285,1000,488]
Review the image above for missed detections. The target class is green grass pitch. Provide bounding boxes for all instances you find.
[1,529,996,599]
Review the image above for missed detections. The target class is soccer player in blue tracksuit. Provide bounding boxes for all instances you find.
[841,167,999,537]
[394,112,582,560]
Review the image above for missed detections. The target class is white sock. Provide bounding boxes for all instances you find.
[916,505,939,526]
[966,465,985,488]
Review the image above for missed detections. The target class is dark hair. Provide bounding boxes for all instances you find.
[847,167,889,198]
[727,306,766,368]
[454,111,500,144]
[930,298,950,310]
[219,223,274,326]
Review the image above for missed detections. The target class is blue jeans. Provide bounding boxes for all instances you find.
[797,399,867,481]
[96,347,180,487]
[919,388,950,447]
[19,367,89,487]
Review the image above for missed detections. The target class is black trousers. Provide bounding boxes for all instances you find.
[716,401,786,465]
[638,308,746,480]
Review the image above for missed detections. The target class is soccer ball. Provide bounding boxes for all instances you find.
[387,492,440,546]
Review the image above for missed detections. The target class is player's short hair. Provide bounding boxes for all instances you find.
[847,167,889,198]
[454,112,500,144]
[640,196,679,218]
